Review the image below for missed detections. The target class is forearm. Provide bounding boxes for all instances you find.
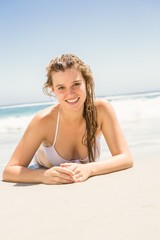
[89,153,133,177]
[2,166,45,184]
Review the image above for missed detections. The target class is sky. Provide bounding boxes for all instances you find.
[0,0,160,106]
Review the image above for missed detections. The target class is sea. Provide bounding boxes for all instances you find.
[0,91,160,166]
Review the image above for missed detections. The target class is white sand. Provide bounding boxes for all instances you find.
[0,146,160,240]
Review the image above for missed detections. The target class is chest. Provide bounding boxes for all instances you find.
[45,120,87,160]
[56,123,87,160]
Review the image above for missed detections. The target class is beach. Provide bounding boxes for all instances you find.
[1,0,160,237]
[0,145,160,240]
[0,92,160,239]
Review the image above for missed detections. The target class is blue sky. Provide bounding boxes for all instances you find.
[0,0,160,106]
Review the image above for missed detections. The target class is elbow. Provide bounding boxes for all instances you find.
[2,167,13,182]
[127,160,133,169]
[2,168,8,182]
[2,167,9,182]
[125,153,134,169]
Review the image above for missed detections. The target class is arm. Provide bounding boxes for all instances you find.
[2,114,75,184]
[2,114,47,183]
[61,100,133,182]
[89,100,133,176]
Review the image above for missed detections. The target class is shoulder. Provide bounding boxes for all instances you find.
[95,98,114,115]
[34,104,58,121]
[94,98,118,126]
[27,104,59,132]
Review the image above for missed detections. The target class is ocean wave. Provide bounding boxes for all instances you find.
[0,101,53,110]
[110,96,160,121]
[0,92,160,133]
[105,90,160,101]
[0,115,33,133]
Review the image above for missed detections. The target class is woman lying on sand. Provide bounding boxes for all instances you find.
[3,54,133,184]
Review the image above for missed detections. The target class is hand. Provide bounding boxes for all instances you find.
[42,166,75,185]
[60,163,91,183]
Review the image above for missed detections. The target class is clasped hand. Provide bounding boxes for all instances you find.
[43,163,91,185]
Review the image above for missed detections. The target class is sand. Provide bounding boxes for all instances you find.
[0,146,160,240]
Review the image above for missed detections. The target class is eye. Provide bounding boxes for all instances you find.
[57,86,65,90]
[73,82,81,88]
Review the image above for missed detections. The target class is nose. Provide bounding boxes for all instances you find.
[65,87,75,97]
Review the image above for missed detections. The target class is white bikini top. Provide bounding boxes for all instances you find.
[34,109,101,167]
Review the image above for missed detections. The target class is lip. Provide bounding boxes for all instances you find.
[65,97,80,104]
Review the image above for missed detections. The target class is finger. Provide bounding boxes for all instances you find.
[73,177,83,183]
[60,163,74,168]
[55,166,75,176]
[60,163,77,171]
[54,169,75,181]
[60,172,75,181]
[50,172,73,182]
[73,173,82,182]
[74,168,80,174]
[48,168,75,183]
[53,176,74,184]
[66,165,77,172]
[74,172,82,178]
[60,163,73,166]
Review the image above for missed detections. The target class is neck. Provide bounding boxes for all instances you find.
[60,105,84,123]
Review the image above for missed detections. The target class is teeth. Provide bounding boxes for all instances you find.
[66,98,79,103]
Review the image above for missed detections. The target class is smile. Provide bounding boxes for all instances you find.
[65,98,79,103]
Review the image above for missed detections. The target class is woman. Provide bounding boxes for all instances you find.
[2,54,133,184]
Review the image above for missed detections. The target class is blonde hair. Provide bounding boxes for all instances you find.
[43,54,98,162]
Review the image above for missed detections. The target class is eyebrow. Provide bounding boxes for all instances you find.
[55,79,82,88]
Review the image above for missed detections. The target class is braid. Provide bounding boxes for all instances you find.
[83,83,98,162]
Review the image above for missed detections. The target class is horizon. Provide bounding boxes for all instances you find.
[1,89,160,108]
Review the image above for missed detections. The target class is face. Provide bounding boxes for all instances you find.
[51,68,86,111]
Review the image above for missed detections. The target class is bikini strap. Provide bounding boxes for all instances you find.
[53,108,60,146]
